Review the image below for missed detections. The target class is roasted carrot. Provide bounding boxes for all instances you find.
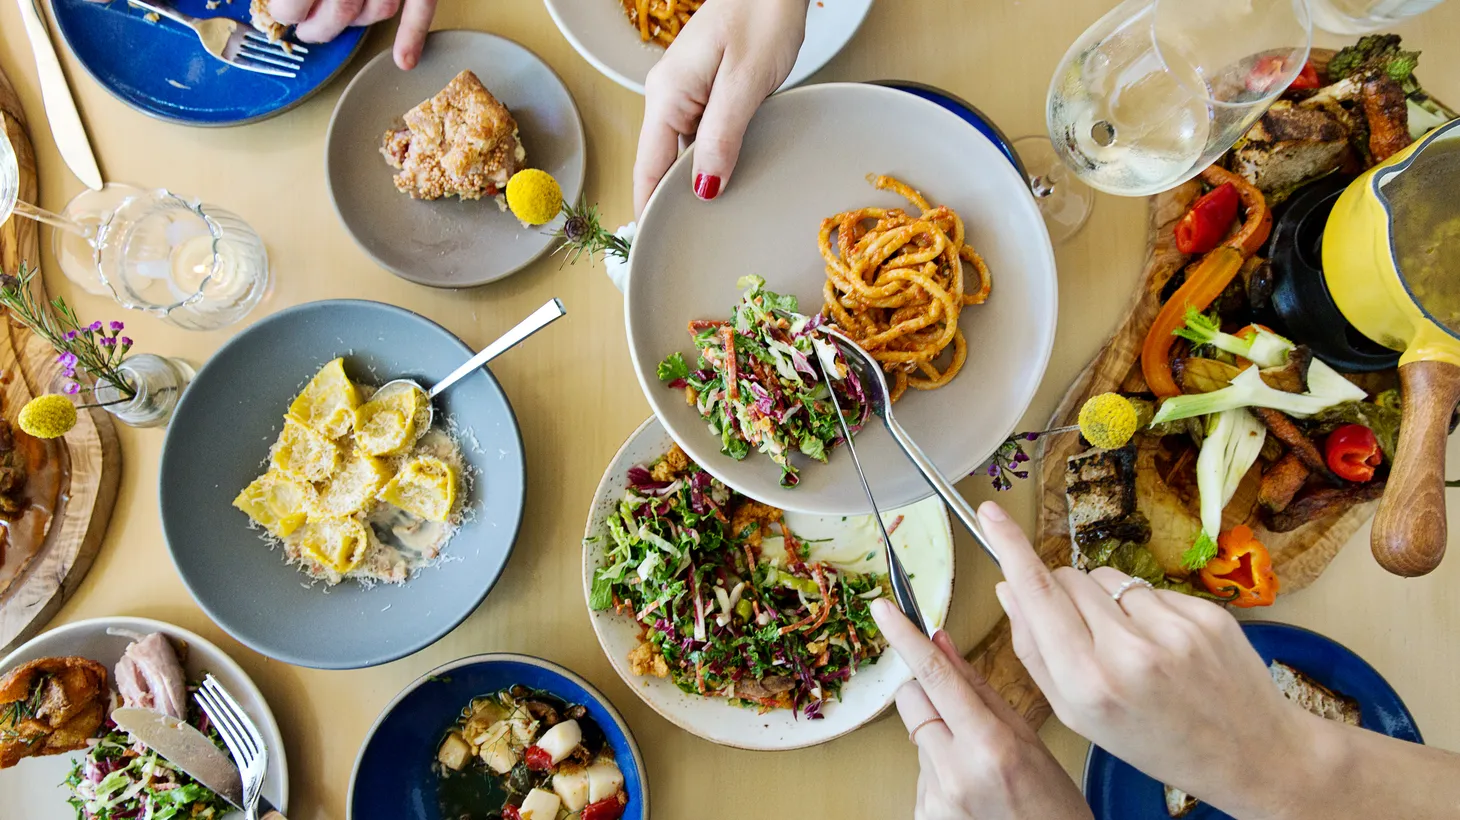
[1141,247,1245,398]
[721,325,739,401]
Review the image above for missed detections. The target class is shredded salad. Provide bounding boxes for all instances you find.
[65,698,231,820]
[588,446,888,718]
[657,276,868,487]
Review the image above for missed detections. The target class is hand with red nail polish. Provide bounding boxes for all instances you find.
[262,0,436,70]
[633,0,808,216]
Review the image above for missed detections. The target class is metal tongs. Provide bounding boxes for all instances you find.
[814,327,1001,577]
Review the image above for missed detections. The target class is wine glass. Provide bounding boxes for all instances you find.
[1,128,270,331]
[1022,0,1311,236]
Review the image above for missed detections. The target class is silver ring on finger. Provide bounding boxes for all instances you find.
[907,716,946,744]
[1111,577,1155,604]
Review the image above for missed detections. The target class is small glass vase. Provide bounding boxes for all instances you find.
[91,354,195,428]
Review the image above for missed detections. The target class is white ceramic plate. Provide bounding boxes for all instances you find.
[0,617,288,820]
[543,0,873,94]
[581,416,954,750]
[625,82,1059,514]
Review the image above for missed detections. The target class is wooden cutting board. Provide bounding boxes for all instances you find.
[0,63,122,654]
[967,49,1396,727]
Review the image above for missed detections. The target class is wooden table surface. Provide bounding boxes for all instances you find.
[3,1,1460,816]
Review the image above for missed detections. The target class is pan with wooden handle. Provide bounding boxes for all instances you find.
[1323,118,1460,577]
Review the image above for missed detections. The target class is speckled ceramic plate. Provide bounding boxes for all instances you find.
[581,416,954,750]
[159,300,527,669]
[325,30,585,287]
[0,617,288,820]
[626,82,1058,514]
[544,0,873,94]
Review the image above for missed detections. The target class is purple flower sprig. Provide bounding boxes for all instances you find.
[0,263,138,400]
[982,432,1039,492]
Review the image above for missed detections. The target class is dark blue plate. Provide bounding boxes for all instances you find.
[51,0,367,126]
[350,654,649,820]
[875,80,1026,178]
[1084,622,1423,820]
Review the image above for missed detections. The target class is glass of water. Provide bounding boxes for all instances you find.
[88,191,271,331]
[1310,0,1446,33]
[1042,0,1311,198]
[2,129,269,331]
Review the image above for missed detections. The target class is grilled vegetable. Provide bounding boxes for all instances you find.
[1258,452,1311,513]
[1141,248,1246,398]
[1268,481,1387,532]
[1187,410,1266,569]
[1199,525,1279,607]
[1175,183,1240,255]
[1251,407,1335,481]
[1325,424,1382,483]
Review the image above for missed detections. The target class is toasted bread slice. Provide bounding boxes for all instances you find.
[1231,101,1349,197]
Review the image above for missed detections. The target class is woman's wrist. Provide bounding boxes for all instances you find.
[1214,709,1350,820]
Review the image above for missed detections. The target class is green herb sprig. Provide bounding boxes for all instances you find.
[0,263,136,400]
[553,198,631,266]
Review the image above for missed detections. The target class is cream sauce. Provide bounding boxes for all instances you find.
[759,498,952,628]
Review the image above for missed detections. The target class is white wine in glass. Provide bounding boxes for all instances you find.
[1044,0,1312,197]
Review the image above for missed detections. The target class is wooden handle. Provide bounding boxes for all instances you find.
[1371,360,1460,576]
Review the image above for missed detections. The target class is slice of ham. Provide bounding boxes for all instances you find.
[114,633,187,719]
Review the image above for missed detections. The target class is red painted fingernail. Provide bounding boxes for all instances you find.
[693,173,721,200]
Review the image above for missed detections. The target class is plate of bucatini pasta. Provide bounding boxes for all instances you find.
[626,82,1058,514]
[543,0,872,94]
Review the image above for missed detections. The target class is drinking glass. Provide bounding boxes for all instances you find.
[0,128,270,331]
[1310,0,1446,33]
[1039,0,1311,201]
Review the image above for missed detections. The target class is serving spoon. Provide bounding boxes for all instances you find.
[376,298,567,430]
[821,328,1001,565]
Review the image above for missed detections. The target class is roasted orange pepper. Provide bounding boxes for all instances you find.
[1140,247,1245,398]
[1200,525,1279,607]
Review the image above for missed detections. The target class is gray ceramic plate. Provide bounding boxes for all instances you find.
[626,82,1058,514]
[325,30,586,287]
[159,300,527,669]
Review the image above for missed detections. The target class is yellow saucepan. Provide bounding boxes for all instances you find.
[1324,117,1460,577]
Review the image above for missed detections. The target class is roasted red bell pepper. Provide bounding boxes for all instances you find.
[522,745,554,771]
[1245,55,1288,94]
[501,806,522,820]
[582,798,627,820]
[1326,424,1382,482]
[1199,525,1279,607]
[1289,60,1321,90]
[1175,183,1240,254]
[1199,166,1271,258]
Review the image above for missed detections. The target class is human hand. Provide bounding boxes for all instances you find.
[265,0,438,69]
[871,598,1092,820]
[983,501,1312,818]
[633,0,808,216]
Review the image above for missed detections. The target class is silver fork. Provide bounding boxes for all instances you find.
[125,0,308,78]
[822,327,1002,565]
[196,675,285,820]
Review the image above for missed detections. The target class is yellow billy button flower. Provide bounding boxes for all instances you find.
[505,169,564,226]
[1078,392,1139,450]
[19,394,78,439]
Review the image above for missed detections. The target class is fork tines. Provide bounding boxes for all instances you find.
[195,675,267,805]
[243,30,308,55]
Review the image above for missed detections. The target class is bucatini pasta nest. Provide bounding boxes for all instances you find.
[821,174,992,402]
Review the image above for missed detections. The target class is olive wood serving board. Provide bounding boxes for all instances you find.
[964,49,1408,729]
[0,63,122,654]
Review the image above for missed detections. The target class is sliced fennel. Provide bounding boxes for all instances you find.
[1186,409,1266,569]
[1151,365,1366,424]
[1174,310,1291,368]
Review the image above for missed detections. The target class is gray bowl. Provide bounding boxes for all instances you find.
[159,300,526,669]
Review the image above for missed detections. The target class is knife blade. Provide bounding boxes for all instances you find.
[13,0,104,190]
[111,707,246,808]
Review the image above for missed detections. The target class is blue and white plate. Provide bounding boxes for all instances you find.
[350,654,648,820]
[1083,622,1423,820]
[51,0,367,126]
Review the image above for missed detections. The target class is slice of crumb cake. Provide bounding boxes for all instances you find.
[380,70,526,202]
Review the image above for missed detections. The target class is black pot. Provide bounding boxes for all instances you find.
[1268,173,1401,372]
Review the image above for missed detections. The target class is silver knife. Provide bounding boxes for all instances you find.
[111,707,287,818]
[13,0,104,190]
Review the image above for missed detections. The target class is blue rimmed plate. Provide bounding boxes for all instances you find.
[350,654,648,820]
[875,81,1026,177]
[1083,622,1423,820]
[51,0,367,126]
